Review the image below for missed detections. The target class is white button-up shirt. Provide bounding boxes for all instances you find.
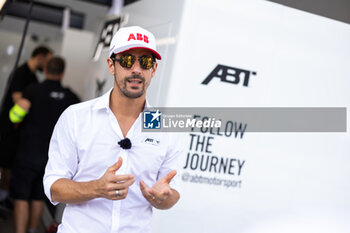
[43,89,183,233]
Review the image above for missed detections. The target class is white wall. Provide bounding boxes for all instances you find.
[60,28,95,99]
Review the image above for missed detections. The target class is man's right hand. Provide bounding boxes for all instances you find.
[95,157,135,200]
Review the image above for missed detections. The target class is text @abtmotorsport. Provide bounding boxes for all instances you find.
[181,172,242,188]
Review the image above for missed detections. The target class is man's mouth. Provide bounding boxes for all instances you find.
[127,79,143,84]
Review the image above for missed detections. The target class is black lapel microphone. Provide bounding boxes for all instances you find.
[118,137,132,149]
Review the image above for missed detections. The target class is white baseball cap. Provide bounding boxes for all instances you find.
[109,26,161,60]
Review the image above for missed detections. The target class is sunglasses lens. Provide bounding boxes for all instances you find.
[120,55,135,68]
[115,55,154,70]
[140,56,154,70]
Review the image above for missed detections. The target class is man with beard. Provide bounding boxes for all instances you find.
[44,26,182,233]
[0,46,52,211]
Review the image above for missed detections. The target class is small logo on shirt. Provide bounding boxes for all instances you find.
[143,110,161,129]
[144,137,160,146]
[50,91,65,100]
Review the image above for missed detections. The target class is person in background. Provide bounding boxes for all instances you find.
[0,46,53,207]
[9,56,80,233]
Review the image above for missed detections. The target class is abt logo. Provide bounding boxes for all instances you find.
[202,64,257,87]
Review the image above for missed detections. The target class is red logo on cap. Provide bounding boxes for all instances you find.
[128,33,149,43]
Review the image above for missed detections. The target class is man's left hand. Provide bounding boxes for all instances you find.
[140,170,178,208]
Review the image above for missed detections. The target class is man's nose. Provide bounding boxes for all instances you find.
[130,59,142,74]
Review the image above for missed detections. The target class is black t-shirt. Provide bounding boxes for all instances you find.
[16,80,80,170]
[0,63,38,133]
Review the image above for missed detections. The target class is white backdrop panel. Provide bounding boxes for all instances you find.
[151,0,350,233]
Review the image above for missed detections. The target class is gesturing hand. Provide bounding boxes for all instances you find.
[96,157,135,200]
[140,170,177,206]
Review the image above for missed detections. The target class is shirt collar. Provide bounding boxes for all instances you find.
[92,88,112,111]
[92,88,152,111]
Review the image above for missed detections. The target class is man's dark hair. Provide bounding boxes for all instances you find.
[31,46,52,58]
[46,57,65,75]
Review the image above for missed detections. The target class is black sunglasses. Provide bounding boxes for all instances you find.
[111,54,155,70]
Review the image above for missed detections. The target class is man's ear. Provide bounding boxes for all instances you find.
[151,62,158,78]
[107,58,115,75]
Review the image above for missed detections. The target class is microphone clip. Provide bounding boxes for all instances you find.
[118,138,132,149]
